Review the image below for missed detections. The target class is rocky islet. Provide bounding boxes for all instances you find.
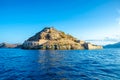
[22,27,103,50]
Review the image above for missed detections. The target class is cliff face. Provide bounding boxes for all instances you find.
[22,27,103,50]
[84,43,103,50]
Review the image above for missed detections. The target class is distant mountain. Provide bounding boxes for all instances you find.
[0,43,22,48]
[104,42,120,48]
[22,27,103,50]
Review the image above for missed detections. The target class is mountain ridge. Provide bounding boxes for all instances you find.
[104,42,120,48]
[0,43,21,48]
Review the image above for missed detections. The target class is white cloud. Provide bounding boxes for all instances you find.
[104,36,120,42]
[86,35,120,45]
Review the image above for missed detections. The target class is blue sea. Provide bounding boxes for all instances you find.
[0,48,120,80]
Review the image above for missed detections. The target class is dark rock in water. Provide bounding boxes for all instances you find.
[22,27,103,50]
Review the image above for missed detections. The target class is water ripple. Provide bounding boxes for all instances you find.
[0,48,120,80]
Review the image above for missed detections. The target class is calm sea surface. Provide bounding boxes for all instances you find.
[0,48,120,80]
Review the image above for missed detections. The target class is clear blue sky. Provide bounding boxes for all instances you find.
[0,0,120,45]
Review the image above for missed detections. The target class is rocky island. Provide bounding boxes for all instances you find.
[22,27,103,50]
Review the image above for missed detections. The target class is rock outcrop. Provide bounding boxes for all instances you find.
[22,27,103,50]
[84,43,103,50]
